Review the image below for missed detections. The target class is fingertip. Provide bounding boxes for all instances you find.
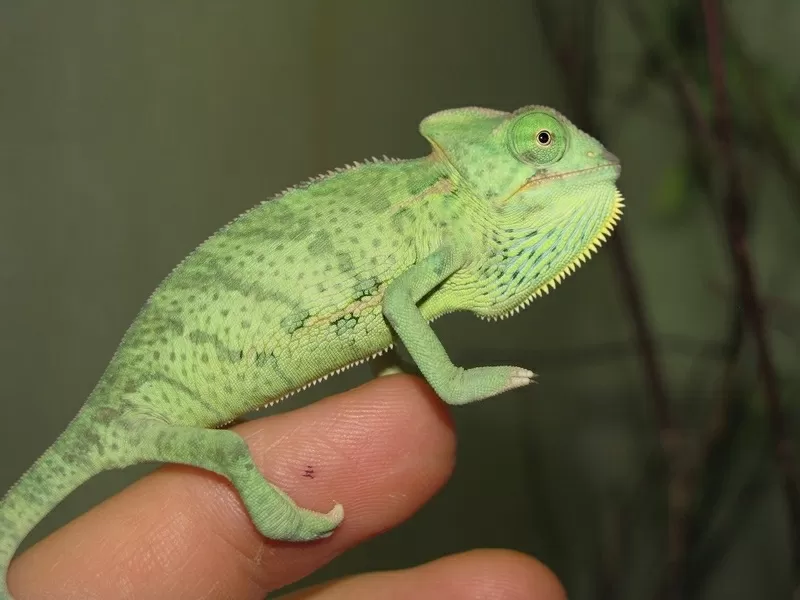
[9,373,459,599]
[284,548,566,600]
[440,549,567,600]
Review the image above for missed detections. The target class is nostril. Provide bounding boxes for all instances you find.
[601,149,619,164]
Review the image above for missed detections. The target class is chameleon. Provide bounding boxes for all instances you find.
[0,104,622,598]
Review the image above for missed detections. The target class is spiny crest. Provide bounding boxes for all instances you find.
[480,190,625,322]
[273,155,403,198]
[141,154,404,305]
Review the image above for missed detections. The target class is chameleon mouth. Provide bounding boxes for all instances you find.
[479,187,625,321]
[517,162,621,193]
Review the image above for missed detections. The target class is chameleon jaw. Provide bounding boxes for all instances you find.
[478,189,625,322]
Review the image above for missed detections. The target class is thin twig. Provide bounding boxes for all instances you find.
[608,233,672,430]
[531,1,674,595]
[726,26,800,220]
[532,0,672,429]
[701,0,800,579]
[616,2,795,595]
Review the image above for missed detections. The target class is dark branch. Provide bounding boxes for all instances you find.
[701,0,800,579]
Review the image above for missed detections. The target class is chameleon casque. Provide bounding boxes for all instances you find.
[0,105,623,598]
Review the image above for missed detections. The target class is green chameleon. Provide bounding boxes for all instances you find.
[0,104,622,598]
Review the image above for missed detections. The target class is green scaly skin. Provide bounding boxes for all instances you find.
[0,105,623,598]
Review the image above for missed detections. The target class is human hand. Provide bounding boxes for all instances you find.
[8,375,565,599]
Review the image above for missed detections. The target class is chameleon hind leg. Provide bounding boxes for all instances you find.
[121,415,343,542]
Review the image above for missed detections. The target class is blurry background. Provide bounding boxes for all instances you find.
[1,1,798,598]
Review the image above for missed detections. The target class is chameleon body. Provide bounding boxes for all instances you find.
[0,105,622,598]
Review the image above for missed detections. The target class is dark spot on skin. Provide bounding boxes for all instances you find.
[92,406,120,425]
[281,311,309,335]
[331,314,359,333]
[433,255,448,276]
[355,277,380,299]
[254,350,272,366]
[307,230,334,255]
[336,252,355,273]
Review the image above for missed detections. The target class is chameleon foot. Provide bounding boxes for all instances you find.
[434,365,536,405]
[125,418,344,542]
[255,501,344,541]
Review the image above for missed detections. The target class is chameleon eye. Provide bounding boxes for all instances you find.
[536,130,552,145]
[507,111,566,165]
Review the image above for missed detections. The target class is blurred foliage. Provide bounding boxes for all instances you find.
[527,0,799,597]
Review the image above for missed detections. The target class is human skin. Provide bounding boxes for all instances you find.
[7,375,565,600]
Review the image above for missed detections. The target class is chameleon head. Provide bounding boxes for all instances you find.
[420,105,624,319]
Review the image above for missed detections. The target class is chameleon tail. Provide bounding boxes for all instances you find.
[0,407,115,600]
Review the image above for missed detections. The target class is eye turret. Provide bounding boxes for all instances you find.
[507,111,567,165]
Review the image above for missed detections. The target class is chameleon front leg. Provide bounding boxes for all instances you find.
[383,246,534,406]
[122,415,342,542]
